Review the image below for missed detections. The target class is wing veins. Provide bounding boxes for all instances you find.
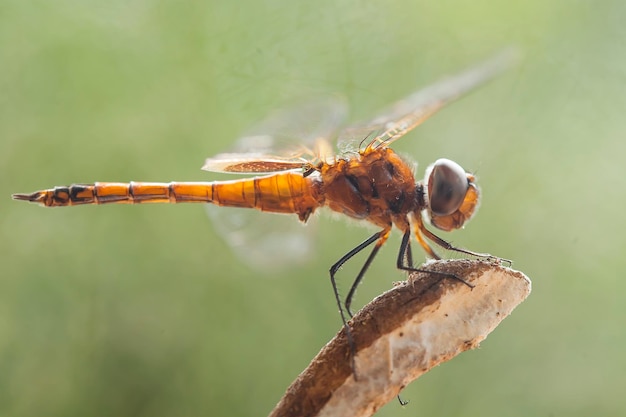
[339,49,518,150]
[202,153,306,174]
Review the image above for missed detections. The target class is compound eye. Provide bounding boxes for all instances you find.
[427,159,469,216]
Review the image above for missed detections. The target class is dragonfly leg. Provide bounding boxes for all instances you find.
[418,218,511,265]
[329,227,391,380]
[404,237,414,269]
[344,228,391,317]
[398,229,474,288]
[412,215,442,260]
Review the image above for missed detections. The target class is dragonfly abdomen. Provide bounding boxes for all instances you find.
[211,173,323,221]
[13,182,212,207]
[13,172,323,221]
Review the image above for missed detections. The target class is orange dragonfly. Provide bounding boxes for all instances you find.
[13,51,515,335]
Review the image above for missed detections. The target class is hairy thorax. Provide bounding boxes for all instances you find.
[319,148,419,229]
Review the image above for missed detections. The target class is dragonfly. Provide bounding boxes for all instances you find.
[13,50,515,349]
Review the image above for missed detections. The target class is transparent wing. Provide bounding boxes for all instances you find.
[203,95,348,174]
[205,205,317,271]
[202,97,342,269]
[337,49,519,152]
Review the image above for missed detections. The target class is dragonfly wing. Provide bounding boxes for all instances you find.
[202,153,306,174]
[239,95,347,152]
[202,97,342,267]
[203,95,348,174]
[205,205,317,271]
[337,49,519,151]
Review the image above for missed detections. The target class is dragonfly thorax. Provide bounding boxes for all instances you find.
[319,147,419,229]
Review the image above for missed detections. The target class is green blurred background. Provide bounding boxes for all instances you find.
[1,1,625,416]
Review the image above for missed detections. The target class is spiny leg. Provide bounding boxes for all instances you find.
[413,215,442,260]
[421,225,489,258]
[329,228,389,379]
[398,228,474,288]
[404,238,414,269]
[417,215,511,265]
[344,228,391,317]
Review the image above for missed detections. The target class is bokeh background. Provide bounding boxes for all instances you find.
[1,1,625,416]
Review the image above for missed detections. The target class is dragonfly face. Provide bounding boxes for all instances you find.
[425,158,480,232]
[13,50,516,362]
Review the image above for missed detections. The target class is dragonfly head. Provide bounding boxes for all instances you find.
[424,158,480,232]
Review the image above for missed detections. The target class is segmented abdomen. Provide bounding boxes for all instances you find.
[14,172,324,222]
